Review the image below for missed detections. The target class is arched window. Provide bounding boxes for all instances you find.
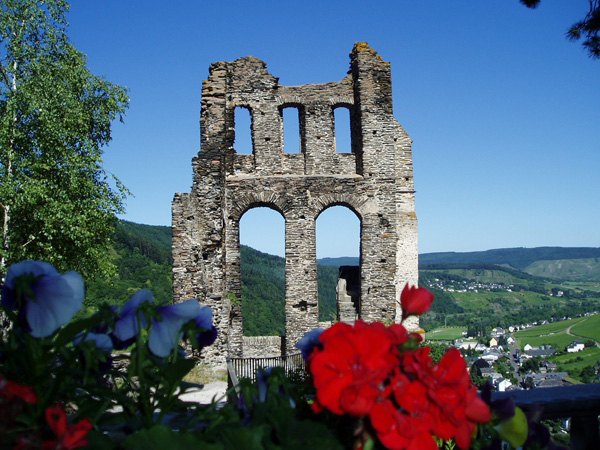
[334,106,351,153]
[234,106,253,154]
[316,205,361,322]
[281,106,301,154]
[239,207,285,336]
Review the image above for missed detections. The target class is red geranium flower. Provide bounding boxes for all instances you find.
[301,316,491,450]
[400,284,434,318]
[42,405,92,450]
[0,376,37,404]
[309,321,396,415]
[370,399,437,450]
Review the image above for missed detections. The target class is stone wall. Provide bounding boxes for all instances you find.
[172,43,419,368]
[242,336,283,358]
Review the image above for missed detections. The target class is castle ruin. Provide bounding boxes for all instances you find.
[172,43,418,366]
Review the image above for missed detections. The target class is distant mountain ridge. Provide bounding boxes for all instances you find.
[419,247,600,270]
[419,247,600,282]
[318,247,600,282]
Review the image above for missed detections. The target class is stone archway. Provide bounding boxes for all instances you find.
[172,43,419,365]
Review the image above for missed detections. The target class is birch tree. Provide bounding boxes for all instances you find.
[0,0,129,278]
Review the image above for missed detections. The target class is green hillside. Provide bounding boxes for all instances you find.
[84,220,173,316]
[84,223,338,336]
[419,266,600,334]
[84,222,600,340]
[318,256,359,267]
[419,247,600,277]
[524,258,600,282]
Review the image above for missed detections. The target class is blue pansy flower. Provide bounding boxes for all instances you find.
[74,332,114,354]
[295,328,324,360]
[113,289,153,347]
[1,261,84,338]
[194,305,218,349]
[148,299,202,358]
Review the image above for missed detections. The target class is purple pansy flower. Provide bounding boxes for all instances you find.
[194,305,218,349]
[1,261,84,338]
[148,299,202,358]
[74,332,114,354]
[113,289,153,346]
[295,328,324,360]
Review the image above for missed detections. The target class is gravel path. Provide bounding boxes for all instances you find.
[179,381,228,405]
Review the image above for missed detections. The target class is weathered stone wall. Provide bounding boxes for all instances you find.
[242,336,283,358]
[173,43,419,368]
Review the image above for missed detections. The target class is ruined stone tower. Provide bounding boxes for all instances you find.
[172,43,418,366]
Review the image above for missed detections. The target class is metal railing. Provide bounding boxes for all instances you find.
[227,352,304,382]
[226,356,600,449]
[493,383,600,450]
[226,352,305,402]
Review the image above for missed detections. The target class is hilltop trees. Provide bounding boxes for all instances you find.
[0,0,129,278]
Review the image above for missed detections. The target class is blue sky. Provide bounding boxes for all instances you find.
[67,1,599,257]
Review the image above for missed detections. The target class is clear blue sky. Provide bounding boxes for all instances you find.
[66,0,599,257]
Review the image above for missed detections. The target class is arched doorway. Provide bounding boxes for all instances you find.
[316,205,361,323]
[239,207,285,336]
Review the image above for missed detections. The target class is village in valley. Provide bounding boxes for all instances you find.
[429,315,600,395]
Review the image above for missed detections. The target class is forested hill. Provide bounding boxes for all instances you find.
[419,247,600,270]
[84,221,173,315]
[419,247,600,282]
[84,222,338,334]
[84,221,599,332]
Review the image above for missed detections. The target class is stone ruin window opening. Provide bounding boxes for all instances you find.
[316,205,361,324]
[333,106,352,154]
[281,105,302,154]
[239,206,285,337]
[234,106,253,155]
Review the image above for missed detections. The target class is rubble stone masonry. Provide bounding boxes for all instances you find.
[172,43,419,368]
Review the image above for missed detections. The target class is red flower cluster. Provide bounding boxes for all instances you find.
[0,376,38,405]
[42,404,92,450]
[305,286,491,450]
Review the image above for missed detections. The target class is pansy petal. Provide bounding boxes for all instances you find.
[148,300,201,358]
[113,290,153,341]
[195,305,213,329]
[74,332,113,353]
[160,299,201,321]
[148,320,182,358]
[120,289,153,316]
[26,272,84,338]
[295,328,324,360]
[2,261,59,309]
[195,307,218,349]
[6,260,58,282]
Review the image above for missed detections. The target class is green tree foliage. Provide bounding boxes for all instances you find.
[0,0,129,278]
[240,245,339,336]
[317,264,338,322]
[579,364,597,383]
[241,245,286,336]
[520,0,600,59]
[83,221,173,315]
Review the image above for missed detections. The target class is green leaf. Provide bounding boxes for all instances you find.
[494,406,528,449]
[123,425,221,450]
